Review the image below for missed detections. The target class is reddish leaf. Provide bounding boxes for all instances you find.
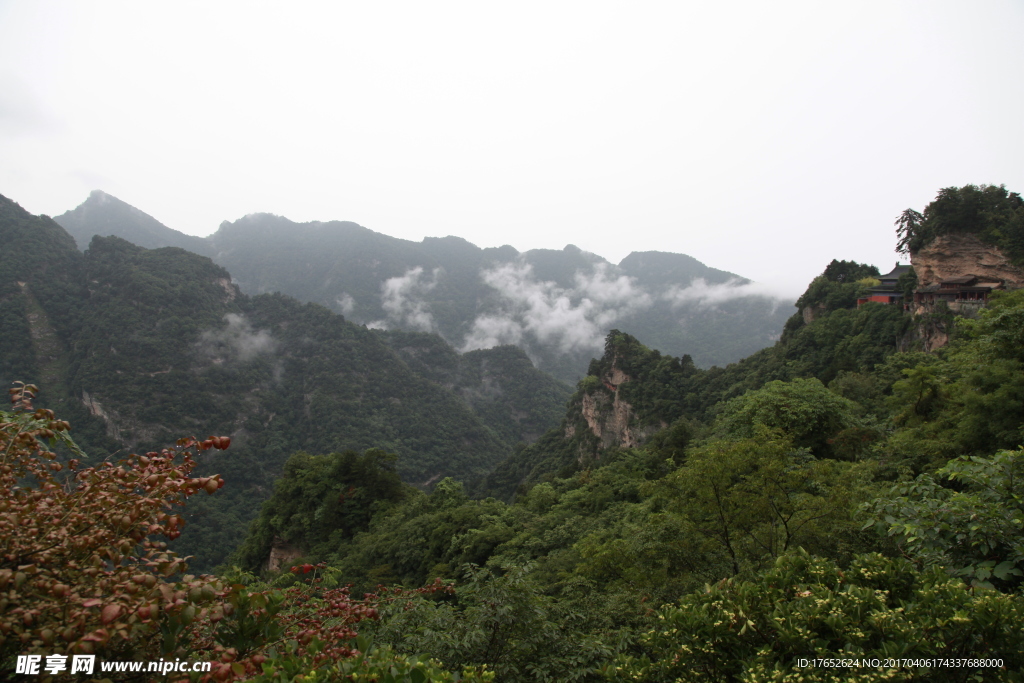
[100,604,122,625]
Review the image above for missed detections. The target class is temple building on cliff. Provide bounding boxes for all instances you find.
[913,275,1004,313]
[856,264,1005,315]
[856,264,912,307]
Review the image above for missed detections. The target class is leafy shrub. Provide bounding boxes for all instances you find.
[612,550,1024,682]
[863,448,1024,590]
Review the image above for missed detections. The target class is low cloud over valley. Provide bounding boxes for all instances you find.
[198,313,278,363]
[369,266,441,332]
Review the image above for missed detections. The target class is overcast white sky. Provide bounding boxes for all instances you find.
[2,1,1022,297]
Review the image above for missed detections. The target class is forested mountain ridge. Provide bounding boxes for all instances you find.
[476,274,915,500]
[54,191,794,382]
[222,187,1024,681]
[6,185,1024,681]
[376,330,571,445]
[0,192,569,570]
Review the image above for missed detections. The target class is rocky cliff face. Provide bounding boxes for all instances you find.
[899,317,951,354]
[265,536,304,573]
[906,233,1024,351]
[911,233,1024,289]
[801,303,826,324]
[576,362,663,456]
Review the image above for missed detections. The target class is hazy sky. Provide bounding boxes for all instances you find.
[2,1,1022,297]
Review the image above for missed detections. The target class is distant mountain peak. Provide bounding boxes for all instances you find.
[54,192,211,253]
[82,190,141,212]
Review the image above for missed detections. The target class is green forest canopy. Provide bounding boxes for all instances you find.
[4,184,1024,681]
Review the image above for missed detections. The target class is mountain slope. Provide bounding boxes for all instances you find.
[478,265,914,501]
[4,193,569,569]
[54,193,795,382]
[377,330,572,445]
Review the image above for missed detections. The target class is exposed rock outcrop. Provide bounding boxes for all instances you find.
[19,283,68,393]
[899,316,951,353]
[80,388,166,449]
[265,536,304,573]
[905,233,1024,351]
[577,358,664,456]
[81,390,123,442]
[215,277,238,302]
[911,233,1024,290]
[801,303,826,324]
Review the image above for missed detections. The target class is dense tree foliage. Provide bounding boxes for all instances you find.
[865,447,1024,590]
[1,194,579,572]
[615,551,1024,682]
[795,259,881,314]
[234,449,409,571]
[712,378,864,458]
[367,564,613,682]
[7,184,1024,680]
[226,240,1024,680]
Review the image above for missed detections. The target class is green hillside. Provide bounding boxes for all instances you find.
[1,193,569,571]
[6,185,1024,681]
[377,330,572,445]
[227,242,1024,681]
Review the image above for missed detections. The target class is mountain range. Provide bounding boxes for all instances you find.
[3,189,795,570]
[0,192,568,568]
[54,190,794,383]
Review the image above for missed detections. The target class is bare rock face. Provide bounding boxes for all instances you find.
[801,303,826,325]
[581,390,645,450]
[911,233,1024,289]
[215,277,238,302]
[900,318,951,353]
[265,536,304,573]
[578,361,664,454]
[920,325,950,353]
